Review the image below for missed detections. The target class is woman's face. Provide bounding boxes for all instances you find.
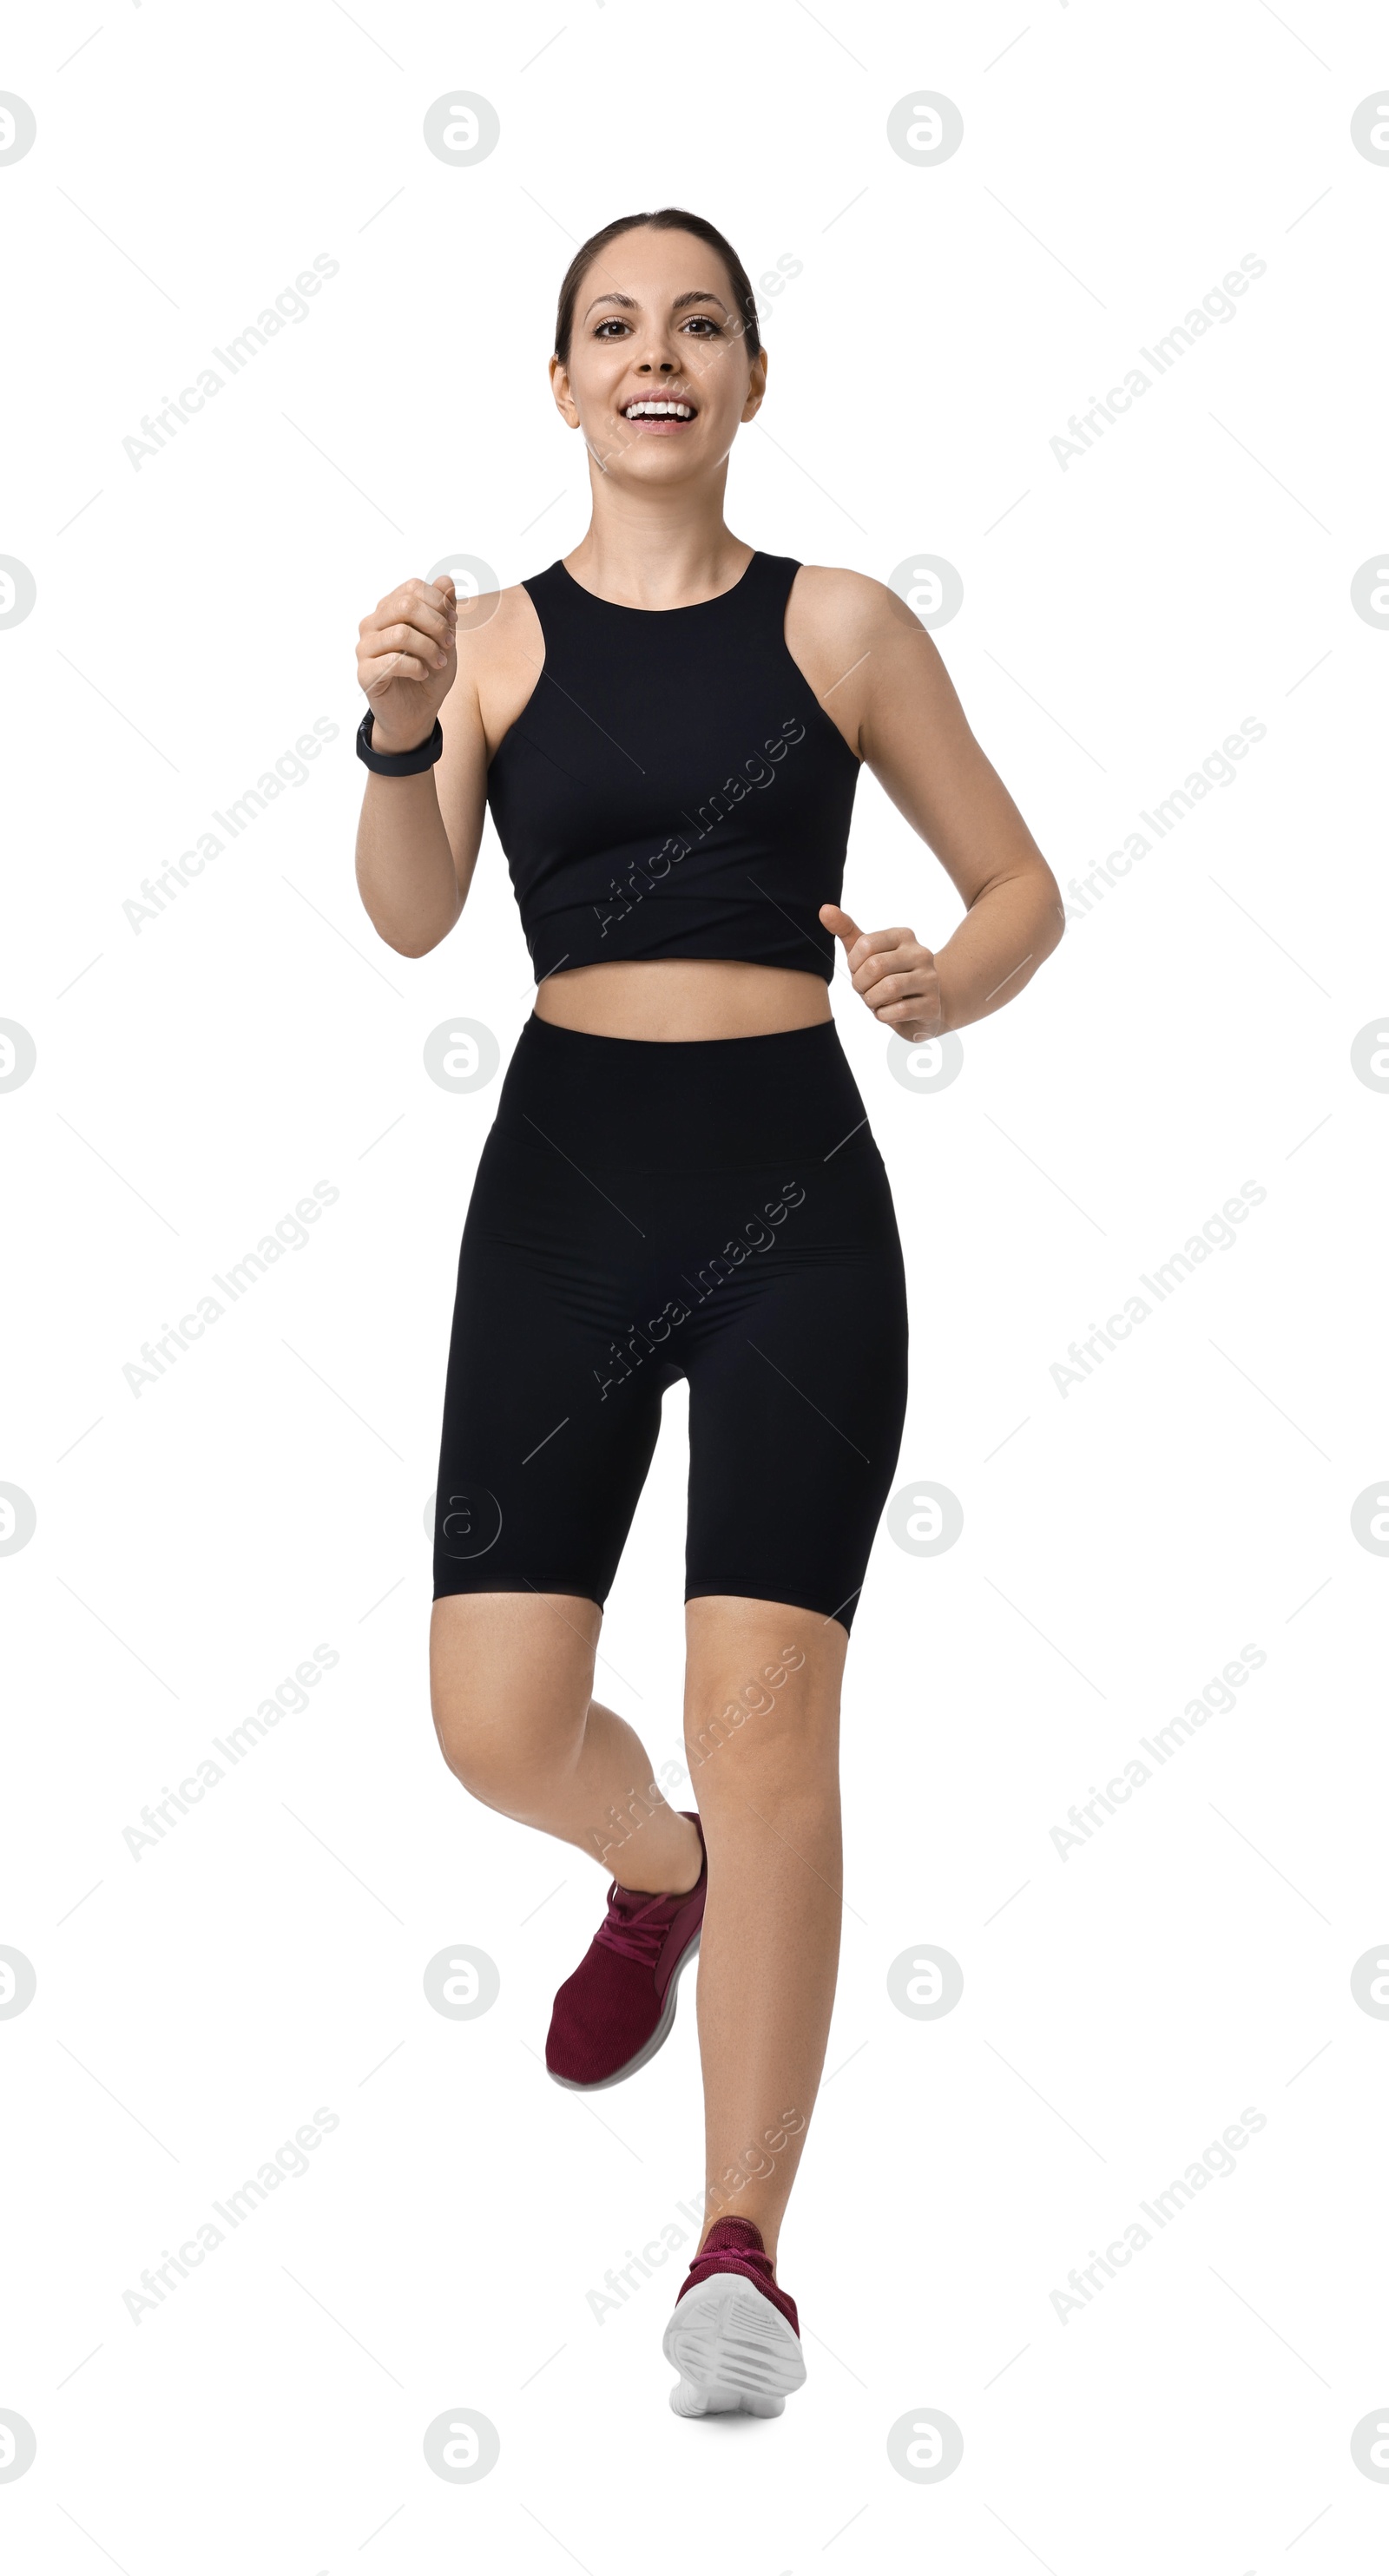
[551,227,767,483]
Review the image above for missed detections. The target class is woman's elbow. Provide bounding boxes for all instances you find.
[382,919,452,960]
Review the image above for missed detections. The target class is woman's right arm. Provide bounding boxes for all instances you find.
[353,575,490,958]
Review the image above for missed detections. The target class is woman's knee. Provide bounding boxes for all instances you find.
[683,1661,839,1815]
[431,1678,521,1801]
[430,1664,587,1808]
[429,1592,596,1807]
[685,1712,839,1835]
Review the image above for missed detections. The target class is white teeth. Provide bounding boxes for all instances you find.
[624,400,694,419]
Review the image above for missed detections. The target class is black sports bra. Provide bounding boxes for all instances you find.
[485,551,861,984]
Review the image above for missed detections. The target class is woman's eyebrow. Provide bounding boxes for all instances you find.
[581,287,731,322]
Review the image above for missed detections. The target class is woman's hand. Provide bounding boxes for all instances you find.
[356,575,458,753]
[820,904,943,1042]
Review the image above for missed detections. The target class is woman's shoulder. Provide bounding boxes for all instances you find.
[784,562,928,726]
[454,575,550,669]
[449,579,547,764]
[455,575,543,650]
[789,561,925,639]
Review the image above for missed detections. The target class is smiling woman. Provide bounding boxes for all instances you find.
[552,206,762,458]
[350,202,1064,2428]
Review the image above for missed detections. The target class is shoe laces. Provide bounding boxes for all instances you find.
[593,1880,681,1968]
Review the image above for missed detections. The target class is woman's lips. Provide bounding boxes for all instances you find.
[621,402,698,435]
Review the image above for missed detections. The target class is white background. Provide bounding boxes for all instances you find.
[3,2,1388,2568]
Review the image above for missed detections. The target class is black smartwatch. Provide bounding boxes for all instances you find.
[355,707,444,775]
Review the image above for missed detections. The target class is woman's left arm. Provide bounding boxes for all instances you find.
[806,573,1065,1042]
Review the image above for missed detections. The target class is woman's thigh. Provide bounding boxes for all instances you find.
[681,1136,908,1637]
[431,1121,676,1609]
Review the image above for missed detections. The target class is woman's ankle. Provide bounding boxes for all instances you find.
[697,2205,780,2265]
[609,1805,702,1896]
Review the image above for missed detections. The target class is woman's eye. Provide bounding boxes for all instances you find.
[592,313,721,338]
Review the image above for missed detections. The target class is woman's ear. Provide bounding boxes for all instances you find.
[548,352,580,427]
[742,345,768,423]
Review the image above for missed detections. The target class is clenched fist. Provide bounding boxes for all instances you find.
[356,575,458,755]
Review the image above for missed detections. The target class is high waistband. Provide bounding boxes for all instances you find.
[492,1011,874,1171]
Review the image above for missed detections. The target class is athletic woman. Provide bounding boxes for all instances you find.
[353,207,1063,2418]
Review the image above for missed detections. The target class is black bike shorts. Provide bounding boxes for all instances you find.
[431,1012,908,1635]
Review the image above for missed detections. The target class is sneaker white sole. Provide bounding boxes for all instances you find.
[548,1930,701,2093]
[662,2271,807,2418]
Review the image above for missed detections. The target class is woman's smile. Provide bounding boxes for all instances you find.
[620,396,699,431]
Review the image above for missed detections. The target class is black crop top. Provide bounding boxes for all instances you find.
[485,550,861,984]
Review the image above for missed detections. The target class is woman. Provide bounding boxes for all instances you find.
[353,207,1063,2419]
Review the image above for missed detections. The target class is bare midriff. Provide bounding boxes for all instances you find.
[532,957,833,1042]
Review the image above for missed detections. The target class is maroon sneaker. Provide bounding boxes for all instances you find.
[663,2214,806,2416]
[545,1812,706,2090]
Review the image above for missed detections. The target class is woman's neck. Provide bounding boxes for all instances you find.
[563,487,750,610]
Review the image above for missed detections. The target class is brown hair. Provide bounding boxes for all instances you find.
[554,207,762,369]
